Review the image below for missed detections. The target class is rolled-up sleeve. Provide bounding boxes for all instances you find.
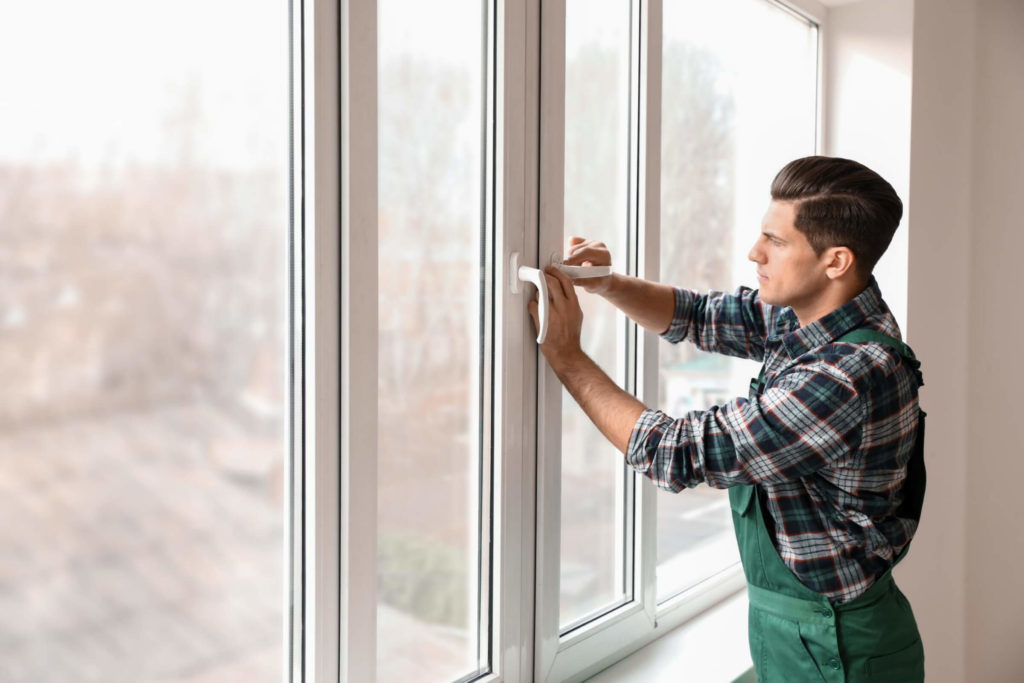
[661,286,772,361]
[661,287,697,343]
[626,361,865,491]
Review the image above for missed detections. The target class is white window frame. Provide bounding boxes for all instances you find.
[331,0,541,680]
[492,0,541,680]
[530,1,827,680]
[338,0,379,681]
[533,1,661,680]
[326,0,828,681]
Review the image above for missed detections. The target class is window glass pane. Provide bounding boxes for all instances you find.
[377,1,490,680]
[657,0,818,601]
[0,1,289,680]
[560,0,633,630]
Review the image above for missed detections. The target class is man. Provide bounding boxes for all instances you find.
[529,156,925,682]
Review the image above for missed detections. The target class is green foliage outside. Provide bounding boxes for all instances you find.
[378,532,470,629]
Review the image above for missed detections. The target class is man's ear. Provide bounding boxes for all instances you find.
[823,246,856,281]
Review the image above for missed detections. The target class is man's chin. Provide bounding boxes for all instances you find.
[758,291,797,309]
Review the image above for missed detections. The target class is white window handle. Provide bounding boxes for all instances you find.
[548,252,613,279]
[510,252,549,343]
[510,252,614,344]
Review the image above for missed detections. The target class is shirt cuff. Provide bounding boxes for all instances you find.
[661,287,695,344]
[626,408,671,474]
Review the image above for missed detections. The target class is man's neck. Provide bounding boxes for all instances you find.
[793,277,870,328]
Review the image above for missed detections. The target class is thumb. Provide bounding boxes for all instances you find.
[568,236,585,249]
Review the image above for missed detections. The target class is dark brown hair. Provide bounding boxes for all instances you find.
[770,156,903,279]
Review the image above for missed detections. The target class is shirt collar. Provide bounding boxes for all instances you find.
[777,277,884,359]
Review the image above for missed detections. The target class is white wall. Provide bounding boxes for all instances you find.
[906,0,1024,681]
[905,0,974,679]
[902,0,975,680]
[963,2,1024,680]
[824,0,913,329]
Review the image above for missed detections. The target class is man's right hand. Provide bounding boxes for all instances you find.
[564,236,614,295]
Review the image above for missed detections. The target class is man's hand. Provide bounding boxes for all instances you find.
[563,235,676,335]
[564,236,614,295]
[528,265,585,371]
[526,263,647,454]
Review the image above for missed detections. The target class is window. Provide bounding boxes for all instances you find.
[559,0,635,632]
[339,0,822,680]
[0,1,290,681]
[376,0,493,679]
[2,0,824,680]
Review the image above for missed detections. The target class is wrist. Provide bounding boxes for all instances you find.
[548,345,588,376]
[600,272,623,297]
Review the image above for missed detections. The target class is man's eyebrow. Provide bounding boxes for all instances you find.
[762,230,785,242]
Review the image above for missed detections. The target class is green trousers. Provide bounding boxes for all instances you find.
[729,483,924,682]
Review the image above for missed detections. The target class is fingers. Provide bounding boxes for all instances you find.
[529,269,582,352]
[563,241,611,267]
[543,267,582,316]
[561,269,581,306]
[544,266,573,301]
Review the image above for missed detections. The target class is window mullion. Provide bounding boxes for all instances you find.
[533,0,567,678]
[636,0,663,624]
[493,0,540,680]
[338,0,378,681]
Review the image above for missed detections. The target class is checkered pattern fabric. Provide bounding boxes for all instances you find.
[627,278,923,603]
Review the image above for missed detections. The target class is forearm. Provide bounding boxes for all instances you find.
[548,349,647,454]
[600,273,677,336]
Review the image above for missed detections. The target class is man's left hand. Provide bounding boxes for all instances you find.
[528,265,585,370]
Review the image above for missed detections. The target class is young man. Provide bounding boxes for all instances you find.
[529,156,925,682]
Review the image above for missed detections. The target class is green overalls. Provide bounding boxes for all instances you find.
[730,330,927,682]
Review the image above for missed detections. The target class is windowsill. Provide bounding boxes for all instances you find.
[584,588,752,683]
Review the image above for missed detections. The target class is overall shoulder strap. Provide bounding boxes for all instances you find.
[750,330,925,395]
[838,329,927,529]
[836,329,923,387]
[836,329,915,360]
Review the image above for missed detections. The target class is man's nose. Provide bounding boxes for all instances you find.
[748,244,763,263]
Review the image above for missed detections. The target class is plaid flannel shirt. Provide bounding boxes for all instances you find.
[626,277,922,603]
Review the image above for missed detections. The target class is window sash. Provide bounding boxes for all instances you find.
[534,2,660,681]
[333,0,533,680]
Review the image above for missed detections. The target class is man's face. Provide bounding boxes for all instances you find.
[748,200,830,309]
